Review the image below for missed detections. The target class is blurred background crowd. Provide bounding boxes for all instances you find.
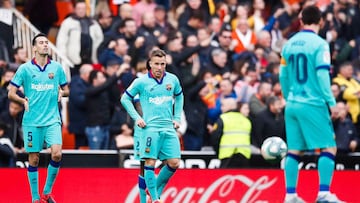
[1,0,360,167]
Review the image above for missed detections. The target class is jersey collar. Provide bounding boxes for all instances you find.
[148,71,166,84]
[31,58,51,72]
[300,29,315,33]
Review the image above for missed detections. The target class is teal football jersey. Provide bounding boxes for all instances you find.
[10,59,67,126]
[122,72,183,130]
[280,30,335,107]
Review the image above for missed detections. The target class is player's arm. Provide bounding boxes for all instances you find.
[8,84,28,111]
[120,79,142,122]
[315,44,336,107]
[317,69,336,107]
[59,84,69,97]
[279,56,290,99]
[173,78,184,124]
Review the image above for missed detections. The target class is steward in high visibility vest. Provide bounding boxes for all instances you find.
[210,98,252,168]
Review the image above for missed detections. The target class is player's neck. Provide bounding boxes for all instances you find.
[302,24,319,34]
[35,55,48,67]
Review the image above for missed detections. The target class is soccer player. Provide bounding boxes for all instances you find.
[121,49,184,203]
[8,33,69,203]
[279,6,344,203]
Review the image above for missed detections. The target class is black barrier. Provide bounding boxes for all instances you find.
[15,150,360,170]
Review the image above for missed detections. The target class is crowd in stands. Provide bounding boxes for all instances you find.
[1,0,360,165]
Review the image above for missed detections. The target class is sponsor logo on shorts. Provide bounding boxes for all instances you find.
[28,142,32,147]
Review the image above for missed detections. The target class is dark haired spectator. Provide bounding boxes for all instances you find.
[251,95,286,149]
[68,64,93,149]
[96,9,114,35]
[56,0,104,74]
[0,121,15,167]
[179,9,206,44]
[84,63,129,149]
[178,0,210,29]
[8,46,27,71]
[333,101,360,154]
[248,81,272,119]
[0,99,24,154]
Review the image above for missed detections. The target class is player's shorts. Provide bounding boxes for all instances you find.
[133,125,142,161]
[284,101,336,151]
[23,122,62,153]
[140,127,181,161]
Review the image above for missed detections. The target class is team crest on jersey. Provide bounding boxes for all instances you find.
[48,73,54,79]
[166,84,172,91]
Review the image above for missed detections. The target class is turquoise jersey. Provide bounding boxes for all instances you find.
[121,71,184,130]
[280,30,336,107]
[10,59,67,126]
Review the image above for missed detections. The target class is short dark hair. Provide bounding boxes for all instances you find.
[301,5,322,25]
[149,49,166,59]
[32,33,47,46]
[89,70,100,84]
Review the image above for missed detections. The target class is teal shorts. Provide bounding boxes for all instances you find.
[133,125,142,161]
[285,101,336,151]
[140,127,181,161]
[23,123,62,153]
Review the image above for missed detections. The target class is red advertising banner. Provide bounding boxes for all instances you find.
[0,169,358,203]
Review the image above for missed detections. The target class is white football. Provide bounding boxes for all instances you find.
[261,136,287,162]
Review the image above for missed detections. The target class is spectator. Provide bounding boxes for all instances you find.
[8,46,27,71]
[248,81,272,119]
[84,63,129,149]
[248,0,266,33]
[98,37,130,68]
[231,18,257,54]
[132,0,157,27]
[230,4,249,31]
[0,121,15,167]
[137,12,167,61]
[109,3,133,33]
[333,62,360,123]
[23,0,58,35]
[178,0,210,29]
[233,67,260,103]
[0,69,15,112]
[154,4,175,37]
[0,0,15,63]
[183,74,210,150]
[210,26,235,71]
[207,48,230,76]
[179,9,205,44]
[251,95,286,149]
[96,9,114,35]
[208,78,237,124]
[68,64,93,149]
[0,99,24,154]
[56,0,104,73]
[210,98,252,168]
[333,101,360,154]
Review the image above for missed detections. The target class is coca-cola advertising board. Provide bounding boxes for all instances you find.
[0,169,358,202]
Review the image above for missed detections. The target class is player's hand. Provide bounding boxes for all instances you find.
[58,89,63,102]
[23,97,29,112]
[173,121,180,129]
[136,118,146,128]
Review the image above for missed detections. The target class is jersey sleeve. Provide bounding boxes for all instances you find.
[173,76,184,122]
[10,64,25,87]
[279,55,290,99]
[121,78,142,121]
[315,42,331,69]
[57,64,68,86]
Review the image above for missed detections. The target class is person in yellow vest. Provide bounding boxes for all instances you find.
[332,62,360,123]
[210,97,252,168]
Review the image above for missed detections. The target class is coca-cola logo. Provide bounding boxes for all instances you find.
[125,175,277,203]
